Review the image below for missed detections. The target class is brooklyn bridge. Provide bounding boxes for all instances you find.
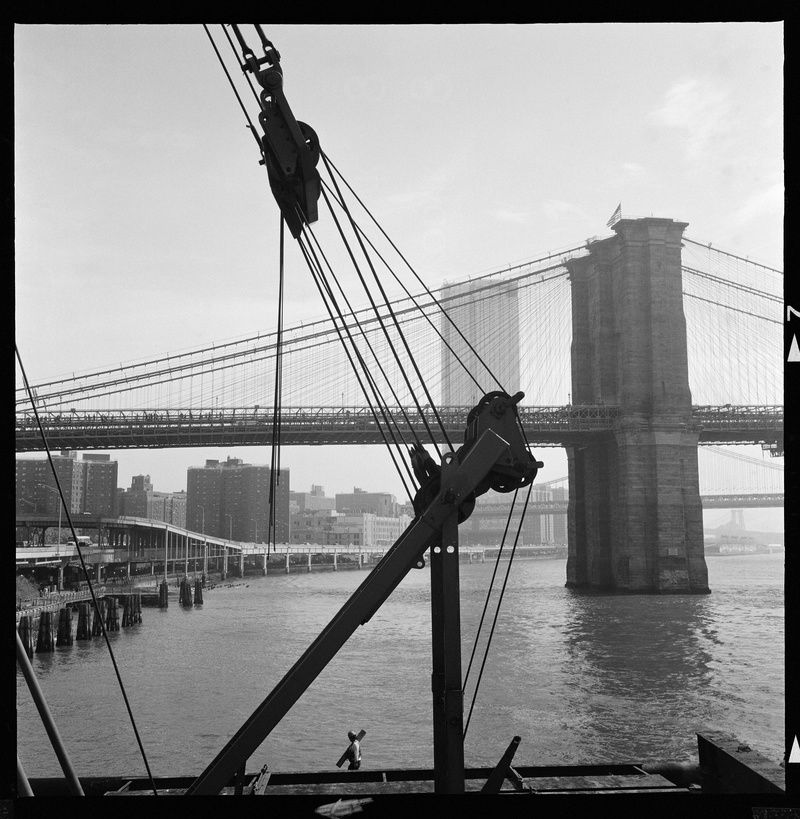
[16,218,783,593]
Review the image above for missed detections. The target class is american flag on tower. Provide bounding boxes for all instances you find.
[606,203,622,227]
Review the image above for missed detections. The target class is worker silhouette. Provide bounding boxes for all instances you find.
[344,730,362,770]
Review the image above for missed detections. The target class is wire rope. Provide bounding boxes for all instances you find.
[463,481,534,740]
[15,344,159,797]
[462,489,519,695]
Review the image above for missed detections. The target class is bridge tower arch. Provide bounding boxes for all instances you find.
[565,217,709,593]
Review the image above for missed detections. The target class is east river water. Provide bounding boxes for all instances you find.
[16,554,784,780]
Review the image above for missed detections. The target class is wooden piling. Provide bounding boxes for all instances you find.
[158,579,169,609]
[56,607,73,646]
[91,599,106,636]
[193,578,203,606]
[36,611,54,653]
[179,577,193,608]
[121,597,132,628]
[76,603,91,640]
[134,593,142,623]
[18,615,34,659]
[105,597,119,632]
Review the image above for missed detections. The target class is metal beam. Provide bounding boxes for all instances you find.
[430,454,465,793]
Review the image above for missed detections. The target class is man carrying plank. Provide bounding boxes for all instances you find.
[337,730,365,770]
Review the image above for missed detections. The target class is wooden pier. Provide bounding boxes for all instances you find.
[15,587,148,656]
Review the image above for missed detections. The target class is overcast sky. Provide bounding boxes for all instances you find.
[14,23,783,526]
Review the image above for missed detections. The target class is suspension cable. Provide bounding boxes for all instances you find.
[15,345,159,796]
[683,237,783,275]
[682,292,781,324]
[682,266,782,302]
[19,261,570,400]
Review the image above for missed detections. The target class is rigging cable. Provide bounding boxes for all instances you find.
[296,206,420,485]
[267,218,286,556]
[214,22,423,485]
[202,25,264,156]
[322,154,456,453]
[463,480,535,741]
[296,232,417,499]
[320,177,486,398]
[300,208,431,457]
[15,345,159,797]
[462,489,519,695]
[317,178,450,457]
[222,24,265,109]
[322,151,535,395]
[321,150,538,466]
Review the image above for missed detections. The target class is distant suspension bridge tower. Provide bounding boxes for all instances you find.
[566,217,709,593]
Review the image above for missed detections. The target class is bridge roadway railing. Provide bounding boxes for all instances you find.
[13,404,783,450]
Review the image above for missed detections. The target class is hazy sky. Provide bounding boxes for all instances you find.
[14,23,783,525]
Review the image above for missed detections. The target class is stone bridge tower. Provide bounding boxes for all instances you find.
[565,217,709,593]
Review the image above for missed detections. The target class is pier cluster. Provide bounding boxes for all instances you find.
[17,593,144,658]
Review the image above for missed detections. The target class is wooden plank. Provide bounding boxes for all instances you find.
[525,773,680,792]
[251,766,272,795]
[538,787,687,796]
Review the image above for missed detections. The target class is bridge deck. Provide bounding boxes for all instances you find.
[14,405,783,450]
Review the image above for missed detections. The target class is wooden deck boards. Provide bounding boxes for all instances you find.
[107,770,686,796]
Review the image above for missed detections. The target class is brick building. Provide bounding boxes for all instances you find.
[335,487,398,517]
[16,451,118,516]
[186,457,289,542]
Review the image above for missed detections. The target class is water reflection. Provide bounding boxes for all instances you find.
[560,590,721,760]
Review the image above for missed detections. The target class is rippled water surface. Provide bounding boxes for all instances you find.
[17,554,784,778]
